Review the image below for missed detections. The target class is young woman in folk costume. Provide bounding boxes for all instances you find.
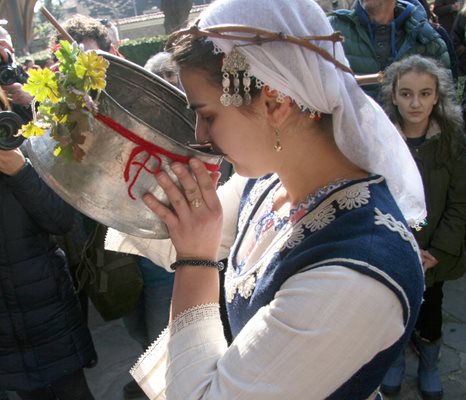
[106,0,426,398]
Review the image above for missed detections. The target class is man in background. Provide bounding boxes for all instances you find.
[328,0,450,101]
[434,0,461,34]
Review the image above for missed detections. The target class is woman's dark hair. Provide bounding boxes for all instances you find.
[380,54,465,164]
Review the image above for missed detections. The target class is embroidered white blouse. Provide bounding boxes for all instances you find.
[124,175,404,400]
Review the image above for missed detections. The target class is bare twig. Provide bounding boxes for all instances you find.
[167,23,383,86]
[40,6,75,43]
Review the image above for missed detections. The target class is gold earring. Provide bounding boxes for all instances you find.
[274,127,282,152]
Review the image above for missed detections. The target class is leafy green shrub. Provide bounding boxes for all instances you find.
[23,36,168,68]
[119,36,168,66]
[18,49,52,67]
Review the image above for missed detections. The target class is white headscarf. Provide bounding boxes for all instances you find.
[197,0,426,227]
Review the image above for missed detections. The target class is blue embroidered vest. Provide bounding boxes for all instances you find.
[225,175,424,399]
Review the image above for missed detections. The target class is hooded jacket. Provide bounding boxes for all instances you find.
[329,0,450,100]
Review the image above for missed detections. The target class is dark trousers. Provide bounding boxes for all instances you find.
[16,369,94,400]
[416,281,444,342]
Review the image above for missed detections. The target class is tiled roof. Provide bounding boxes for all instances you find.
[116,4,208,26]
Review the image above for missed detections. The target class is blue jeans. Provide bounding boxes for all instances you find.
[123,258,174,349]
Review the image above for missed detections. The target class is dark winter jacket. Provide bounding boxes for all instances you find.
[0,159,96,391]
[404,123,466,287]
[329,0,450,100]
[434,0,460,34]
[435,23,459,81]
[451,12,466,75]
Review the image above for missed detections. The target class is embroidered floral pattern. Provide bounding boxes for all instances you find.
[226,177,391,302]
[304,203,336,232]
[285,226,306,250]
[225,256,272,302]
[337,182,370,210]
[225,176,354,303]
[236,274,257,299]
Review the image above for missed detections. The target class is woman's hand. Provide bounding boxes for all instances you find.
[143,158,223,261]
[420,249,438,272]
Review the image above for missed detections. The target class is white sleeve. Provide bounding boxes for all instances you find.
[104,173,247,271]
[131,266,404,399]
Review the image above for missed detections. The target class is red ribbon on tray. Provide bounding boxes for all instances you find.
[96,113,220,200]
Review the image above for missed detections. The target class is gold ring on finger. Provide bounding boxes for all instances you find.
[190,198,203,208]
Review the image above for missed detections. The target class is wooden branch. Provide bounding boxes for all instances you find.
[167,24,386,87]
[355,73,384,86]
[40,6,75,43]
[167,24,353,74]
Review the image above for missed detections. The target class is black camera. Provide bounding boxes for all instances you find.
[0,54,32,150]
[0,111,25,150]
[0,54,28,86]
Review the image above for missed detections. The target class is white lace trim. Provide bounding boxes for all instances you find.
[170,303,220,335]
[130,303,220,383]
[130,326,169,382]
[374,207,420,256]
[212,42,223,55]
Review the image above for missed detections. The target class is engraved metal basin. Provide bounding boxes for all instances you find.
[26,52,223,239]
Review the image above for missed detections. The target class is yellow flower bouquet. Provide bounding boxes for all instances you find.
[21,40,109,161]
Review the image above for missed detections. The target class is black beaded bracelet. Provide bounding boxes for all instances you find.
[170,259,225,271]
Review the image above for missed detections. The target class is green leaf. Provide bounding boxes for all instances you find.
[25,39,109,162]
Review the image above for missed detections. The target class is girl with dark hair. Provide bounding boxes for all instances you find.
[380,54,466,400]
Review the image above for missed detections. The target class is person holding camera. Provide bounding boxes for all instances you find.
[0,39,97,400]
[0,27,31,106]
[0,27,33,147]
